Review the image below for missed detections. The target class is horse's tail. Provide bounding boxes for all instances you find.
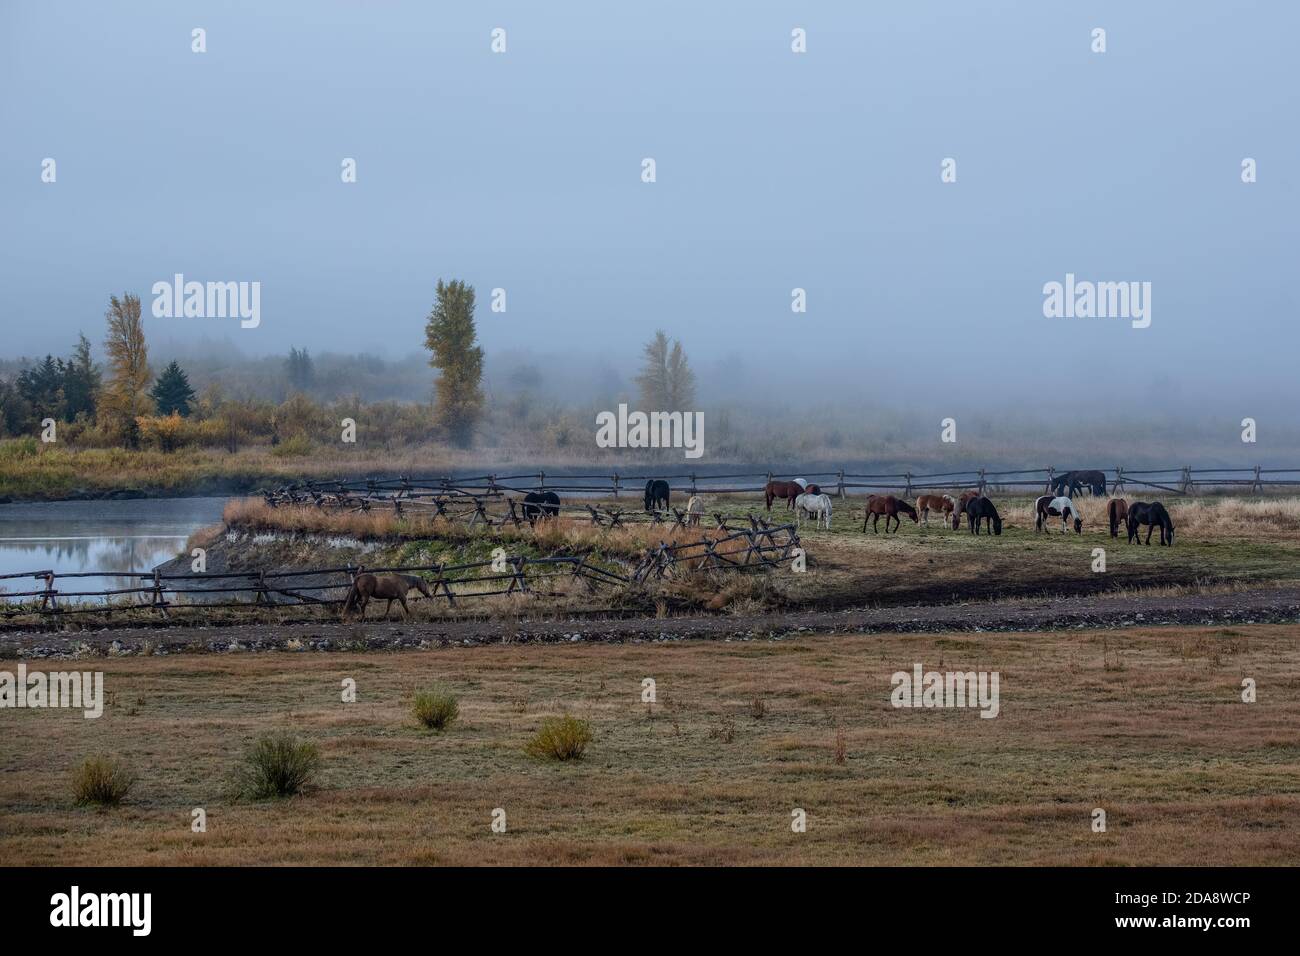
[342,582,360,615]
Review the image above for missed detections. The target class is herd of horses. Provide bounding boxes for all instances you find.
[339,477,1177,619]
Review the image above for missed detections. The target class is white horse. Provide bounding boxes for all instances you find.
[1035,494,1083,534]
[795,492,833,530]
[685,495,706,527]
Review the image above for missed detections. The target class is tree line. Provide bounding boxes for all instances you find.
[0,281,695,452]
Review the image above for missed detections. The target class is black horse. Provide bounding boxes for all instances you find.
[965,496,1002,535]
[1052,470,1107,497]
[644,479,670,513]
[522,491,560,525]
[1126,501,1174,546]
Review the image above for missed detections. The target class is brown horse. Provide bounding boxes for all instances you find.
[764,480,805,511]
[950,490,981,529]
[1107,498,1128,538]
[863,494,918,533]
[342,572,433,620]
[915,494,956,527]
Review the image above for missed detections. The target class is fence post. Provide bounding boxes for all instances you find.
[1045,467,1054,494]
[612,473,620,498]
[1252,465,1262,494]
[903,472,913,497]
[837,469,845,499]
[690,473,697,496]
[1113,466,1125,494]
[978,468,987,494]
[39,572,57,612]
[538,471,545,489]
[1181,466,1193,495]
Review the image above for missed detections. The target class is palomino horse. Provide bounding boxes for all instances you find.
[522,491,560,525]
[863,494,918,533]
[795,492,833,530]
[950,490,981,529]
[1034,495,1082,534]
[964,496,1002,535]
[765,479,807,511]
[1127,501,1175,546]
[916,494,957,528]
[685,495,706,527]
[342,572,433,620]
[644,479,670,513]
[1107,498,1128,538]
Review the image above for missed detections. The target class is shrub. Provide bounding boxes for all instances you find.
[270,433,314,458]
[412,686,459,730]
[234,733,321,799]
[525,714,592,761]
[71,756,135,806]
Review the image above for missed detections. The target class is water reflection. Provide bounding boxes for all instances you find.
[0,498,227,603]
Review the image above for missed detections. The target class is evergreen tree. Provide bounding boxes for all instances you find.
[423,279,484,447]
[62,333,101,421]
[285,347,315,392]
[16,355,65,420]
[150,360,197,416]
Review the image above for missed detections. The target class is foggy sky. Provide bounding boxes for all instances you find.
[2,1,1297,418]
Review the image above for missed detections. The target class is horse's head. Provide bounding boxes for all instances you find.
[992,515,1003,535]
[1072,515,1083,534]
[411,576,433,598]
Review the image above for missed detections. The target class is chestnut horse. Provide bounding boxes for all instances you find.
[863,494,918,533]
[1107,498,1128,538]
[950,490,981,529]
[765,479,806,511]
[916,494,956,527]
[342,572,433,620]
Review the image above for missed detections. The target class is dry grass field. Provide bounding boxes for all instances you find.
[2,623,1297,866]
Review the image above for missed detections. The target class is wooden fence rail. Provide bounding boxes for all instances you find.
[264,465,1300,502]
[0,524,799,619]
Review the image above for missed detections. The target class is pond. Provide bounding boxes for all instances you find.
[0,497,228,604]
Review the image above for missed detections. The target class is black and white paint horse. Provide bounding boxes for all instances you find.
[1034,495,1082,534]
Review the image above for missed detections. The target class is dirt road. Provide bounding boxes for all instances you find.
[6,584,1298,658]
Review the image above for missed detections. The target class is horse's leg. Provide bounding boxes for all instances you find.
[400,594,410,617]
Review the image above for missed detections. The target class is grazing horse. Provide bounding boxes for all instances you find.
[1107,498,1128,539]
[1053,470,1107,497]
[342,572,433,620]
[795,492,833,530]
[685,495,706,527]
[522,490,560,525]
[863,494,918,534]
[916,494,956,528]
[965,496,1002,535]
[1034,495,1082,534]
[950,490,981,529]
[1127,501,1175,546]
[644,479,670,513]
[764,479,806,511]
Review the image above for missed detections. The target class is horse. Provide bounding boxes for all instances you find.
[804,483,822,496]
[522,490,560,526]
[863,494,918,534]
[1127,501,1174,546]
[1034,495,1082,534]
[916,494,956,528]
[685,495,706,527]
[342,572,433,620]
[965,496,1002,535]
[795,492,833,530]
[764,479,806,511]
[1107,498,1128,539]
[644,479,670,513]
[1052,470,1107,497]
[950,490,981,529]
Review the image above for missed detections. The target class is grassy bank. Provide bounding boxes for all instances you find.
[2,624,1296,865]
